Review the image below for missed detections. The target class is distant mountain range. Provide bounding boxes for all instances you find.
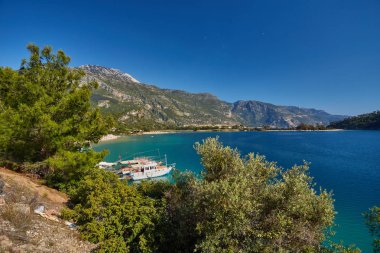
[329,111,380,130]
[79,65,346,128]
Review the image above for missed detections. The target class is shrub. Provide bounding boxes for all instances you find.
[64,169,158,253]
[158,137,337,253]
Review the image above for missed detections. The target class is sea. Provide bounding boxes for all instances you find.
[94,130,380,252]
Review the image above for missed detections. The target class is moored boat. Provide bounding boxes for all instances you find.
[129,156,174,180]
[98,162,116,169]
[98,152,174,180]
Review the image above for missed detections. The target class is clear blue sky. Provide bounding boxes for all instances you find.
[1,0,379,115]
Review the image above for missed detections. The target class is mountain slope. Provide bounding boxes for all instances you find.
[81,65,240,127]
[232,100,346,127]
[329,111,380,130]
[80,65,346,128]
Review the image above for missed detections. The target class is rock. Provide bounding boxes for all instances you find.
[34,205,45,214]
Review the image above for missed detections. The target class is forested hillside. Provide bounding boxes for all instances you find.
[329,111,380,130]
[81,65,346,129]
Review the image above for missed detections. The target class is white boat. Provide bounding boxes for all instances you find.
[98,162,116,169]
[98,150,174,180]
[129,155,174,180]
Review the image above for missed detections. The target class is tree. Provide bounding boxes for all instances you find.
[62,169,158,253]
[0,44,111,167]
[364,206,380,253]
[159,137,337,252]
[329,111,380,130]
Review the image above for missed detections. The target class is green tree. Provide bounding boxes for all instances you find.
[0,44,161,253]
[62,169,157,253]
[0,44,111,168]
[159,137,342,252]
[364,206,380,252]
[154,170,200,253]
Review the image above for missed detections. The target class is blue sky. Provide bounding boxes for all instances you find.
[1,0,379,115]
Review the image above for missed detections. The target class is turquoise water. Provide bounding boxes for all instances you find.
[94,131,380,252]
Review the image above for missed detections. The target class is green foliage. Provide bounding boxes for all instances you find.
[0,45,362,252]
[0,44,160,253]
[329,111,380,130]
[364,206,380,252]
[158,137,339,253]
[45,149,107,192]
[296,123,328,130]
[137,180,171,200]
[321,242,361,253]
[0,44,112,166]
[154,170,200,253]
[65,169,157,253]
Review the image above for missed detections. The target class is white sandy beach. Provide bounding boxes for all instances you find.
[99,134,121,142]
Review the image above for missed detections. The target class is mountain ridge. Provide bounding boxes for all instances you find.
[79,65,346,128]
[328,111,380,130]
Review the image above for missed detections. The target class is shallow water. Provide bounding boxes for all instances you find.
[94,131,380,251]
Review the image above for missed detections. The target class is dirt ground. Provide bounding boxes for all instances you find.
[0,168,96,253]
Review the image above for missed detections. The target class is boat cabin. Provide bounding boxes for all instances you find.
[131,160,158,173]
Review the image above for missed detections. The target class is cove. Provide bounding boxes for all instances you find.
[94,130,380,252]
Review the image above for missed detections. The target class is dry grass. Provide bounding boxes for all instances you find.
[0,177,37,243]
[0,168,95,252]
[1,204,32,231]
[0,167,67,206]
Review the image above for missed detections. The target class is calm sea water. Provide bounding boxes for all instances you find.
[94,131,380,252]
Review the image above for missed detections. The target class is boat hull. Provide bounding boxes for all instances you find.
[131,166,173,180]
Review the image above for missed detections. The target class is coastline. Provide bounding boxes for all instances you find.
[141,128,346,135]
[141,130,189,135]
[99,134,122,142]
[99,128,346,141]
[263,129,345,132]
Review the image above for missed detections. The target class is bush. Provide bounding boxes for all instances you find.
[364,206,380,253]
[45,149,107,192]
[157,137,337,252]
[64,169,158,253]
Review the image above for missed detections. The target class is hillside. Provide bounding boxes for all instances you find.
[231,100,345,128]
[0,168,95,253]
[329,111,380,130]
[80,65,346,128]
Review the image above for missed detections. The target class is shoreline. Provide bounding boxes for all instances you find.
[99,129,347,142]
[263,129,345,132]
[141,129,345,135]
[141,130,190,135]
[99,134,122,142]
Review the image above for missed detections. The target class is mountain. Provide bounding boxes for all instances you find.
[79,65,346,128]
[328,111,380,130]
[232,100,345,128]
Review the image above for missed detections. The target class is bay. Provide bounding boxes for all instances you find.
[94,130,380,252]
